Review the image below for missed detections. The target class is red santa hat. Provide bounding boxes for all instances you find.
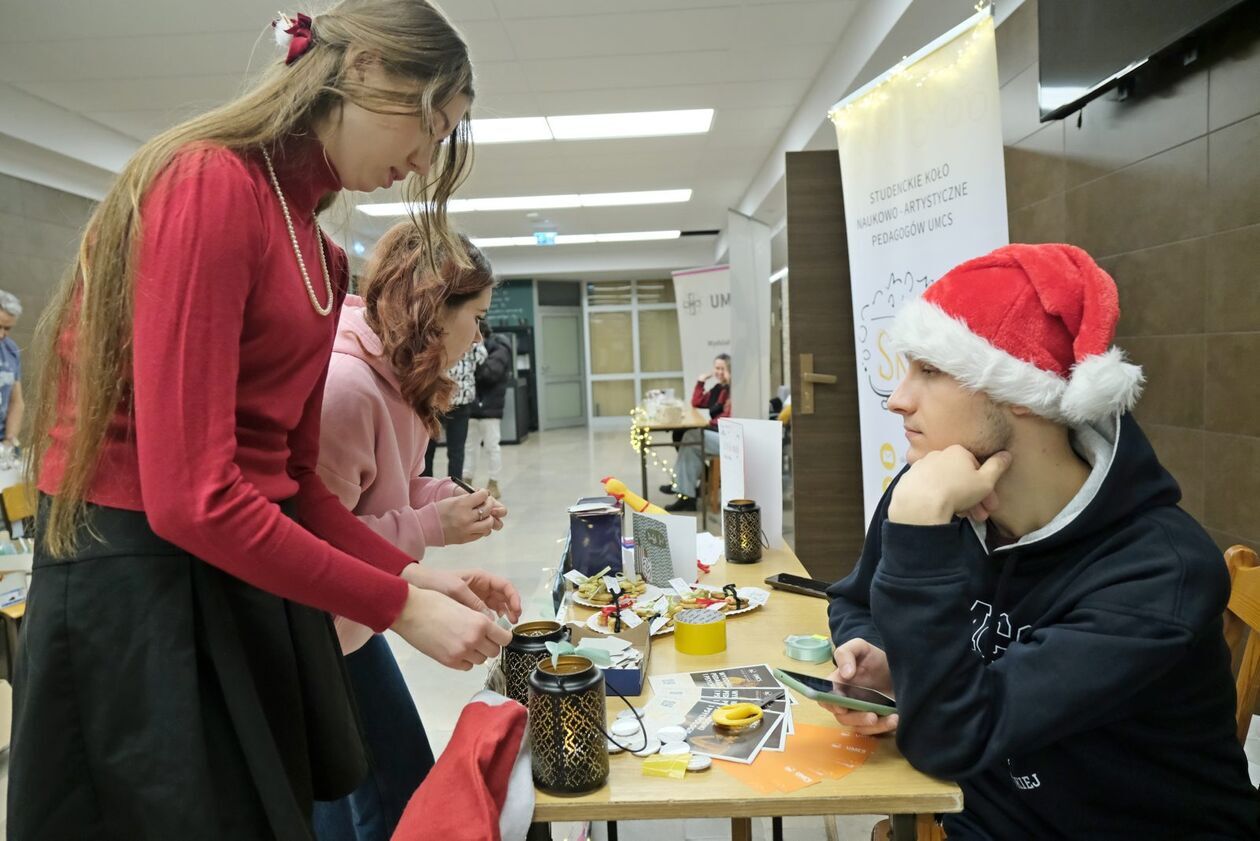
[888,243,1143,424]
[392,690,534,841]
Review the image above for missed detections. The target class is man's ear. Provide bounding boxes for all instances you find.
[1009,404,1034,418]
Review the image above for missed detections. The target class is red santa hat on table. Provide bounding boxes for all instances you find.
[888,243,1143,424]
[392,690,533,841]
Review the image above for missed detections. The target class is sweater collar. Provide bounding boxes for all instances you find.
[265,135,342,216]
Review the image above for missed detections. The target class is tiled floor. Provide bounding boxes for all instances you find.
[1,425,1258,839]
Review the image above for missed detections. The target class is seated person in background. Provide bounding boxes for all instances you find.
[664,353,731,512]
[826,243,1260,839]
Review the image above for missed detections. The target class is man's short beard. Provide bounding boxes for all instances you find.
[969,400,1014,461]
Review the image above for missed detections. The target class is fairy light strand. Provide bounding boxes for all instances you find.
[630,407,683,497]
[829,9,994,132]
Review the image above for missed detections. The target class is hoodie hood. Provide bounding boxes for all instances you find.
[969,411,1181,556]
[333,295,399,391]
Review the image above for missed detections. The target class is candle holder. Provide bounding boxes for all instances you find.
[528,655,610,795]
[502,620,570,707]
[723,499,765,564]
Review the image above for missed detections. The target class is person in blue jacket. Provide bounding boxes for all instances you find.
[827,243,1260,839]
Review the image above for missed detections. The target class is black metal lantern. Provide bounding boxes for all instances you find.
[723,498,764,564]
[528,655,610,795]
[502,620,570,707]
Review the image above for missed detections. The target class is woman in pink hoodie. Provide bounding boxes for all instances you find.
[315,224,516,841]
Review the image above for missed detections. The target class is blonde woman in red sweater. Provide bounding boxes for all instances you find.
[15,4,512,838]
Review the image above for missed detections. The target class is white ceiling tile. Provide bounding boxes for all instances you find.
[458,19,518,63]
[2,0,285,42]
[528,79,803,114]
[734,1,860,49]
[14,74,249,113]
[3,0,865,277]
[83,110,189,142]
[441,0,504,22]
[503,8,736,61]
[0,32,265,84]
[518,42,825,94]
[469,61,535,95]
[491,0,740,20]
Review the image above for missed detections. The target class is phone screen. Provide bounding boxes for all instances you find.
[778,669,896,707]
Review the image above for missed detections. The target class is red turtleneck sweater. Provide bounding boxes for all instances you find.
[39,142,411,632]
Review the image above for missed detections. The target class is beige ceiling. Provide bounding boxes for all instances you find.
[0,0,1005,278]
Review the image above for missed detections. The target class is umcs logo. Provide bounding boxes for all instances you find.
[683,291,731,318]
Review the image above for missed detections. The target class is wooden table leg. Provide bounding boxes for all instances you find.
[697,439,707,530]
[526,822,552,841]
[889,814,915,840]
[731,817,753,841]
[771,816,784,841]
[607,820,619,841]
[640,432,650,500]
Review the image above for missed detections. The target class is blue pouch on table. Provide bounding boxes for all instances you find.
[568,496,623,577]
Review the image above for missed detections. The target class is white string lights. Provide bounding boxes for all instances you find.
[830,5,994,132]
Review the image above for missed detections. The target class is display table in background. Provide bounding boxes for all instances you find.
[631,408,712,528]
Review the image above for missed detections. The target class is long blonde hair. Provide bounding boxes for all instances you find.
[30,0,475,555]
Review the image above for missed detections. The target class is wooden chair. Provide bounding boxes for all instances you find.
[870,815,945,841]
[1224,544,1260,743]
[0,482,34,538]
[705,455,722,515]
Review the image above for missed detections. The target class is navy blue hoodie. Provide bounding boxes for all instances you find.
[828,413,1260,839]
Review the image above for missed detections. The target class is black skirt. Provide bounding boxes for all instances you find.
[9,498,369,840]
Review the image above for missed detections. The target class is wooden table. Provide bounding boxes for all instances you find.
[632,408,712,527]
[533,547,962,839]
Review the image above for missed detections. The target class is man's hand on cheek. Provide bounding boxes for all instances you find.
[888,445,1012,526]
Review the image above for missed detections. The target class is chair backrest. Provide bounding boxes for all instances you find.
[1225,545,1260,743]
[0,482,34,528]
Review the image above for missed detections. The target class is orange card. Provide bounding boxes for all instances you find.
[718,723,878,793]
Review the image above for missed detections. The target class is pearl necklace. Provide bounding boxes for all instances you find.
[261,148,333,316]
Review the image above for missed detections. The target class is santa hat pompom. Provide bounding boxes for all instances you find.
[1059,348,1144,425]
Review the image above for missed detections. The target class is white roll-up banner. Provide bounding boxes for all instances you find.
[830,9,1009,522]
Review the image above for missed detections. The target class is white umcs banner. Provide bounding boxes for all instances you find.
[831,9,1009,523]
[671,265,732,391]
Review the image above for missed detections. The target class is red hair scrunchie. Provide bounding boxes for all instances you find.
[274,13,315,65]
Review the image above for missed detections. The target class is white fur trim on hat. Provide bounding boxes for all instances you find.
[889,297,1144,423]
[1059,347,1144,424]
[889,297,1067,418]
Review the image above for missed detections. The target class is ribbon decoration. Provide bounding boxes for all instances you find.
[273,13,315,65]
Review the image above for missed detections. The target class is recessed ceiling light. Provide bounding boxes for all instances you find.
[471,230,681,248]
[469,116,552,144]
[547,109,714,141]
[466,109,715,145]
[357,189,692,217]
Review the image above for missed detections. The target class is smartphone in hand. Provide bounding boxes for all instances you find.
[773,668,897,716]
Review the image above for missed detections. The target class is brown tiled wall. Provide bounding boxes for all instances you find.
[999,0,1260,551]
[0,173,96,387]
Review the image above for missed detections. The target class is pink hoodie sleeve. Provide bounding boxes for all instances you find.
[318,356,447,559]
[412,476,460,509]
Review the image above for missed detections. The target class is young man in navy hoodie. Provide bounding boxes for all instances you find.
[827,243,1260,839]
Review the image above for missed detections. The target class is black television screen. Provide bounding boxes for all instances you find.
[1038,0,1247,121]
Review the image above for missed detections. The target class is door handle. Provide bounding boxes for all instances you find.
[799,353,836,415]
